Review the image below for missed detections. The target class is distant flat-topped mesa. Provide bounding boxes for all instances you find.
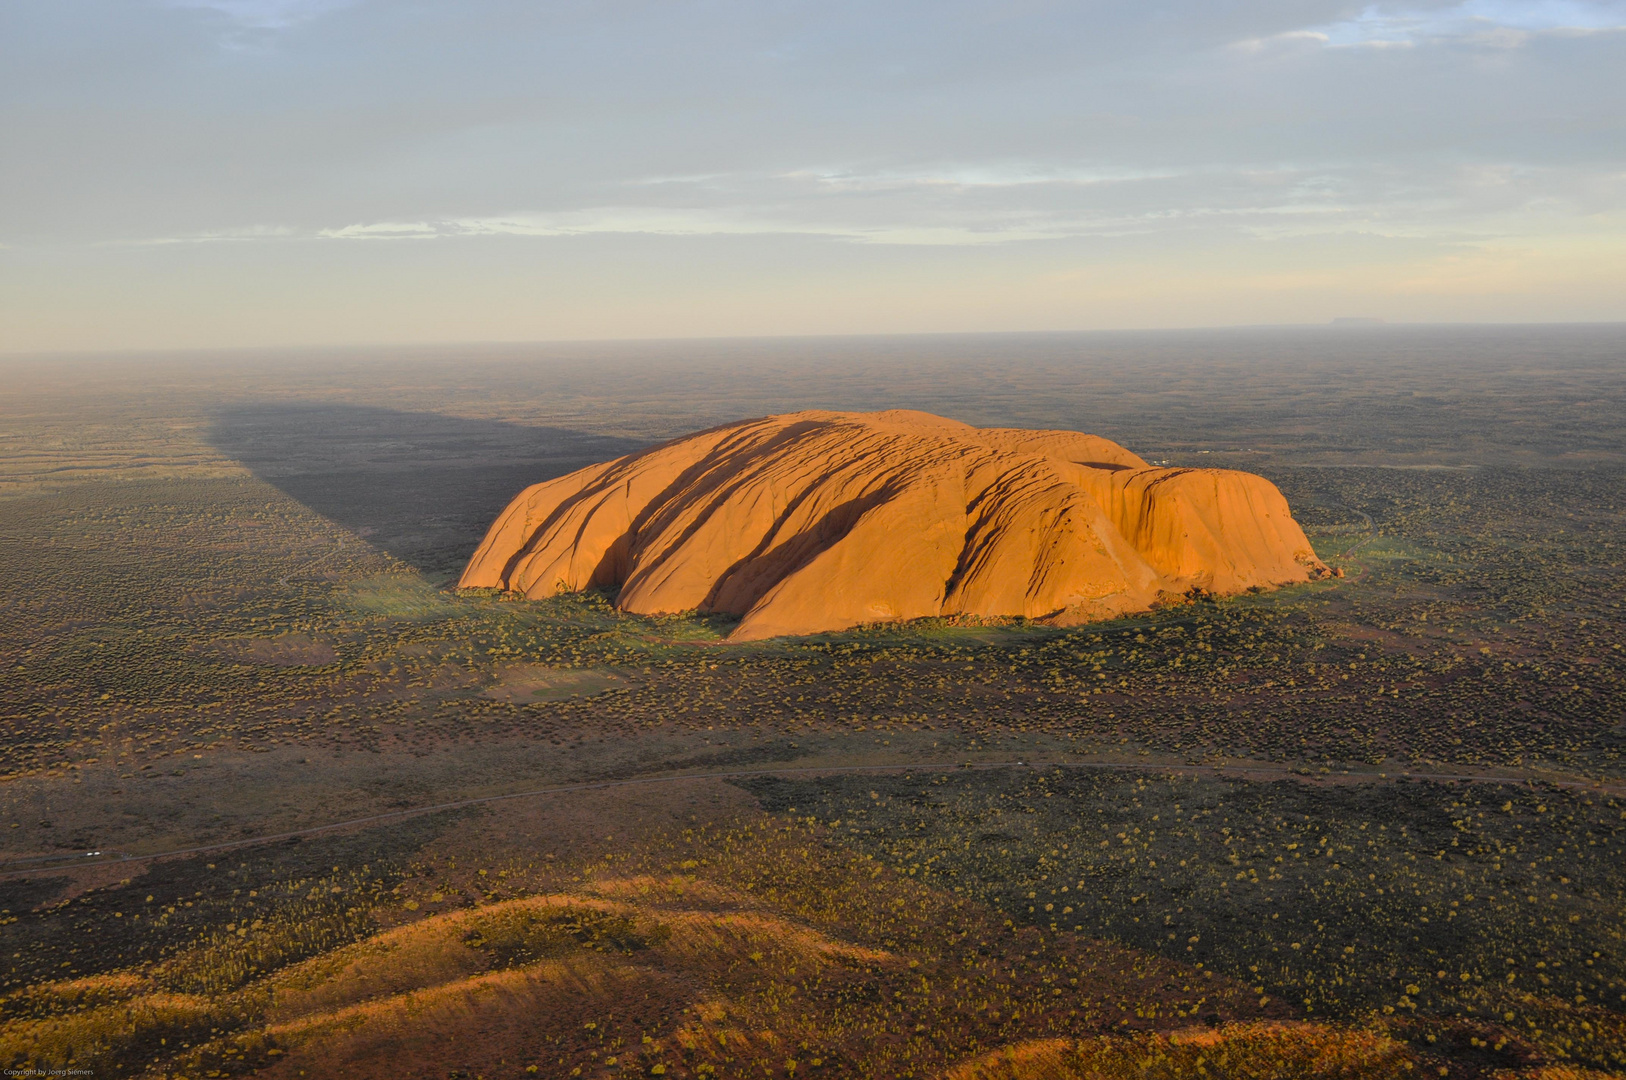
[460,410,1329,641]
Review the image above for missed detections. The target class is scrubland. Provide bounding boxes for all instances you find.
[3,466,1619,801]
[3,334,1625,1077]
[10,817,1618,1079]
[749,769,1626,1071]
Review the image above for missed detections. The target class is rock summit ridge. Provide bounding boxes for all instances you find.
[459,410,1329,640]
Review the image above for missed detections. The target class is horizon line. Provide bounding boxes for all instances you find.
[6,318,1626,362]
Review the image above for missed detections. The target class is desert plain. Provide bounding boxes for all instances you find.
[3,325,1626,1078]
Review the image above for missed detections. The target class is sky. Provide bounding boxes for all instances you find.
[2,0,1624,351]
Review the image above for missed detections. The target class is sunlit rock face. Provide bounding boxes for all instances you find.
[460,410,1328,640]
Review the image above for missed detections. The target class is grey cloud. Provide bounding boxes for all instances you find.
[164,0,361,30]
[0,0,1620,253]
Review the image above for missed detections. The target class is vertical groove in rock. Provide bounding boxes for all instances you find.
[459,410,1328,640]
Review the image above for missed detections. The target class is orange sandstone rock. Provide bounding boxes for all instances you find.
[459,410,1328,640]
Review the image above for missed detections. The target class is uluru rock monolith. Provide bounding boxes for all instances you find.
[459,410,1329,640]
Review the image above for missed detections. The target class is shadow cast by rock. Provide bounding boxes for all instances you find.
[209,403,647,580]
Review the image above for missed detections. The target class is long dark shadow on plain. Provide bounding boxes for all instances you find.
[208,403,648,579]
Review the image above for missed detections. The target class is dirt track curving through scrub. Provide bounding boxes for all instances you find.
[3,755,1615,880]
[1317,501,1376,564]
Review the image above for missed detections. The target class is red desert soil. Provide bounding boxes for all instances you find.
[460,410,1328,640]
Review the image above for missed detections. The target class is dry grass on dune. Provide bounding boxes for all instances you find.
[941,1025,1414,1080]
[943,1027,1626,1080]
[940,1028,1626,1080]
[5,821,1615,1079]
[3,821,1270,1078]
[2,985,220,1072]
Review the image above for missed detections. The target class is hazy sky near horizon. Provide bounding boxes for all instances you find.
[3,0,1624,351]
